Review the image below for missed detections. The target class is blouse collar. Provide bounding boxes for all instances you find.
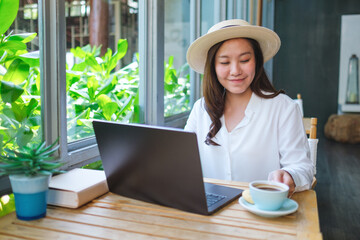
[219,92,263,133]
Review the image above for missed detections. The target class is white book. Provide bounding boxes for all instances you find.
[47,168,109,208]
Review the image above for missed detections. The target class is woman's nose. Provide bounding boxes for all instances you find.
[230,63,242,76]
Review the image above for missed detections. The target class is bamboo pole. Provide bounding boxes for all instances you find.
[256,0,263,26]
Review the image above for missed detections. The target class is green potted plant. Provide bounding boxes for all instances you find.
[0,139,63,220]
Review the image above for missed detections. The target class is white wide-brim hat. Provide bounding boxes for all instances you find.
[186,19,281,74]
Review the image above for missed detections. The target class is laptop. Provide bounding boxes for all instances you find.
[92,120,242,215]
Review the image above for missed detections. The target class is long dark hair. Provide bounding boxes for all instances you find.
[203,38,284,146]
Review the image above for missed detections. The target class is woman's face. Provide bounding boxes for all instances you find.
[214,38,256,96]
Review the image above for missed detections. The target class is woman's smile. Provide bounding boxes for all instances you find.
[229,77,246,82]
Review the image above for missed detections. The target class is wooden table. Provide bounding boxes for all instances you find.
[0,179,322,239]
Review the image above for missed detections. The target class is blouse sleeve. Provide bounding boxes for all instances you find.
[277,99,314,192]
[184,99,202,132]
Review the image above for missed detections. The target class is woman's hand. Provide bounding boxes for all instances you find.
[268,170,296,197]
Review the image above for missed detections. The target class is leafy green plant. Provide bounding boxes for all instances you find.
[82,160,103,170]
[164,56,190,116]
[0,139,63,177]
[66,44,191,141]
[0,0,41,152]
[0,0,19,36]
[66,40,140,141]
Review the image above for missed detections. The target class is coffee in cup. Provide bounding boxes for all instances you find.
[249,180,289,211]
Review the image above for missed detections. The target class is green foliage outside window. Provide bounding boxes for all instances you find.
[164,55,191,117]
[1,33,191,150]
[65,42,190,141]
[0,0,41,152]
[66,40,141,141]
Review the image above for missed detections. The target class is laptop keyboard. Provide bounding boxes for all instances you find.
[206,193,226,207]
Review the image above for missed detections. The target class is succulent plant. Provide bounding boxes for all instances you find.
[0,139,64,177]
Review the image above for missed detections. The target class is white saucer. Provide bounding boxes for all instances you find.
[238,197,298,218]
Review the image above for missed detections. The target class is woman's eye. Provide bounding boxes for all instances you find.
[220,62,230,65]
[240,59,250,63]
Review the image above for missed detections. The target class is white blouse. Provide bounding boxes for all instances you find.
[184,92,314,192]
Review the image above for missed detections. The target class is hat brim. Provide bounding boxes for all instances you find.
[186,25,281,74]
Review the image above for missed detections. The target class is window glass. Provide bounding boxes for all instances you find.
[65,0,139,142]
[0,1,42,152]
[164,0,191,117]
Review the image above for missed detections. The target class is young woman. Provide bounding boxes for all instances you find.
[185,19,313,195]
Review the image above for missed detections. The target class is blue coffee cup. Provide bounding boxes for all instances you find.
[249,180,289,211]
